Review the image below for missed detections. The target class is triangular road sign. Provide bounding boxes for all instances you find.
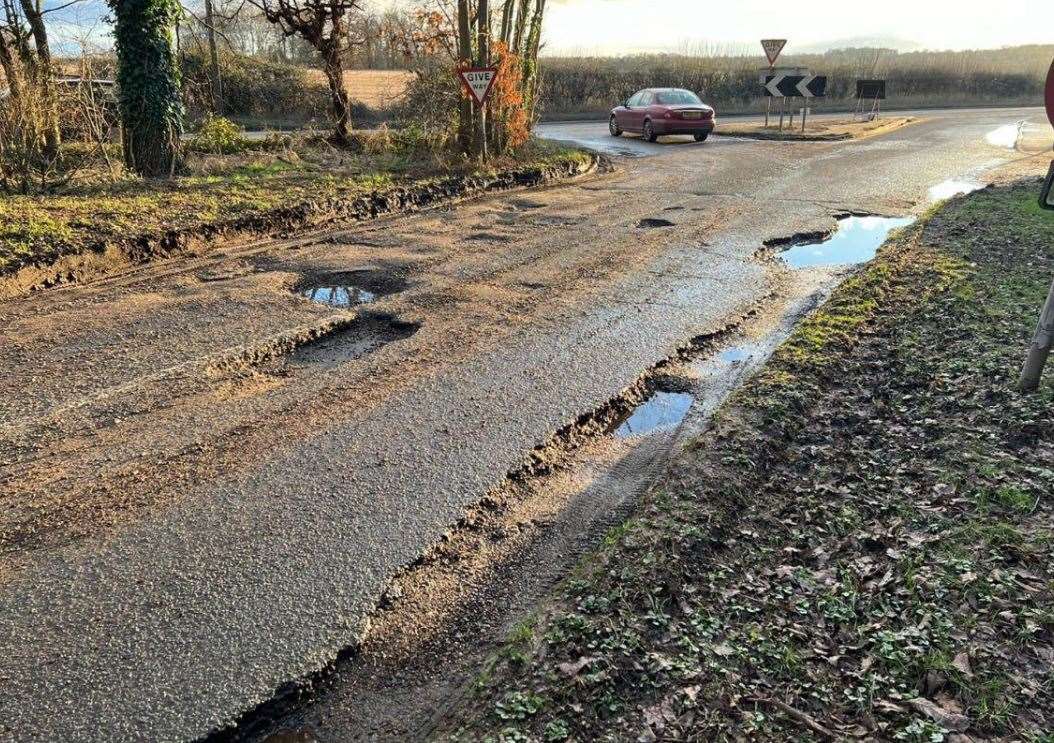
[761,39,787,66]
[458,67,498,105]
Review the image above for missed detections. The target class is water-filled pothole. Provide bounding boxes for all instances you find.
[612,391,694,437]
[297,270,406,308]
[929,179,984,201]
[778,215,915,268]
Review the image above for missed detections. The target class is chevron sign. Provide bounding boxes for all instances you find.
[763,74,827,98]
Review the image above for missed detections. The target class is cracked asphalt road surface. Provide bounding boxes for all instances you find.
[0,107,1046,742]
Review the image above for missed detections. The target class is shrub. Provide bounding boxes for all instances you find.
[189,113,247,154]
[180,48,329,123]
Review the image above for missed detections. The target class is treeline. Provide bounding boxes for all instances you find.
[537,46,1054,115]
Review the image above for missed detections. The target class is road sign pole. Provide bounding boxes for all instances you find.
[802,105,807,133]
[1019,277,1054,392]
[1018,57,1054,392]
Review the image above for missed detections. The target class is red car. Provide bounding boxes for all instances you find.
[610,88,716,143]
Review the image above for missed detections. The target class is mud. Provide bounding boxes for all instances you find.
[0,155,599,302]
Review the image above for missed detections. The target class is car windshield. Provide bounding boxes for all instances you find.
[655,90,702,105]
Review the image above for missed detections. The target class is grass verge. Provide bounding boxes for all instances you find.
[440,179,1054,742]
[715,116,918,142]
[0,136,593,280]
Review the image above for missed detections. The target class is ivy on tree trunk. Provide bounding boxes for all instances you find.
[109,0,184,177]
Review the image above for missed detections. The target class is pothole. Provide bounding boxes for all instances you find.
[637,218,676,229]
[611,387,695,438]
[296,270,406,308]
[777,215,915,269]
[928,179,985,202]
[290,312,419,368]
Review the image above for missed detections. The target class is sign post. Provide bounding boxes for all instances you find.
[763,73,825,132]
[855,80,887,121]
[761,40,786,127]
[457,67,498,159]
[1018,58,1054,392]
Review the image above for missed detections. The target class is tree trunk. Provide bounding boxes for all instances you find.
[476,0,489,158]
[511,0,529,53]
[203,0,223,113]
[0,30,22,101]
[499,0,513,46]
[322,46,352,144]
[456,0,472,154]
[110,0,184,177]
[522,0,545,120]
[18,0,58,158]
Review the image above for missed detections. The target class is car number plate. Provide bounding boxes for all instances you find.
[683,111,702,119]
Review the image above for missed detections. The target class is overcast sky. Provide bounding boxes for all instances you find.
[542,0,1053,55]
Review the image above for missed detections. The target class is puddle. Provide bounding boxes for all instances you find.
[637,218,676,229]
[300,285,377,307]
[718,347,750,363]
[612,391,694,437]
[985,123,1022,149]
[928,179,985,201]
[297,270,405,308]
[779,215,915,268]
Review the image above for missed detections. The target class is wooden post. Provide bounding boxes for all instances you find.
[765,64,772,127]
[1019,276,1054,392]
[801,105,807,133]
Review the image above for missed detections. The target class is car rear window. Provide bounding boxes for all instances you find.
[656,91,703,105]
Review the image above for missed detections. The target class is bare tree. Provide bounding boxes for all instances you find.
[15,0,59,157]
[245,0,364,142]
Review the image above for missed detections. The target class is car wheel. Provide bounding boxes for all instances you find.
[694,132,709,142]
[643,120,658,143]
[609,115,622,137]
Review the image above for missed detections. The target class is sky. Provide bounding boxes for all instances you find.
[541,0,1054,55]
[37,0,1054,56]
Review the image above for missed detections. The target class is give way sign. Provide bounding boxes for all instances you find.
[761,39,787,67]
[458,67,498,105]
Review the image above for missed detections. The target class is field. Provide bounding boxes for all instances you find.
[535,45,1054,117]
[303,69,415,109]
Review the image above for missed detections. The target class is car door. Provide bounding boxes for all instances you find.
[617,91,641,131]
[629,91,651,132]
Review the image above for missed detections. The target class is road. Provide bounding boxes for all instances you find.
[0,107,1047,742]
